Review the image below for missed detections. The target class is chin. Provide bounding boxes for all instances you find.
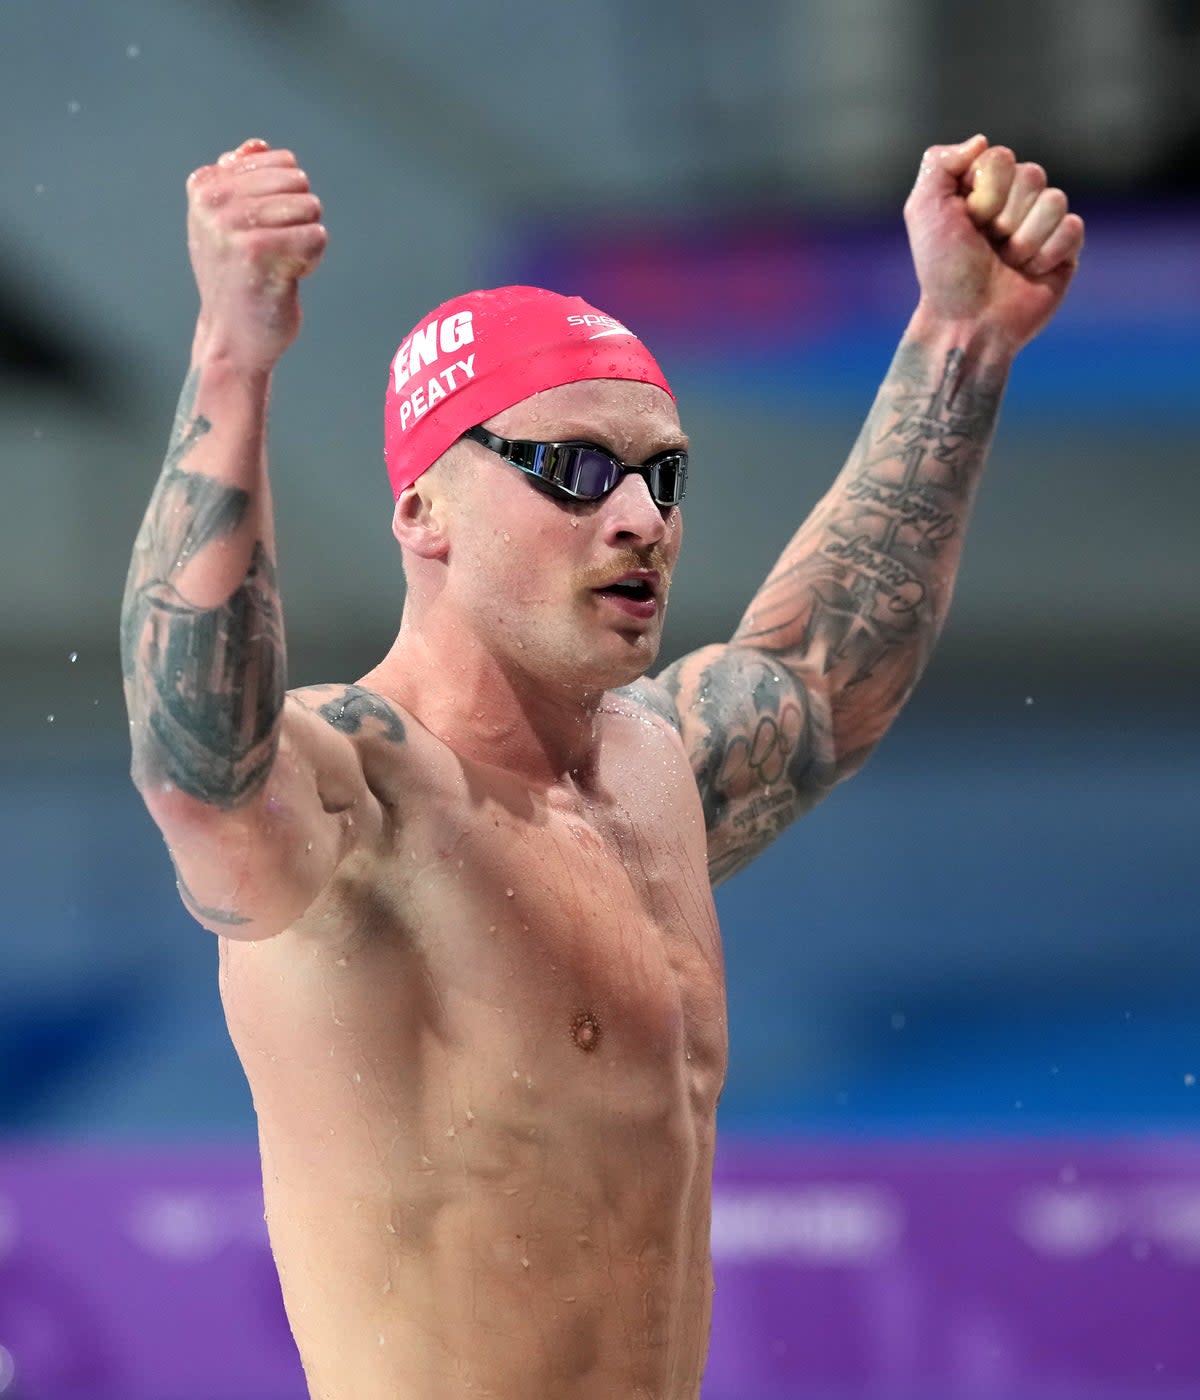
[592,633,661,691]
[533,636,657,698]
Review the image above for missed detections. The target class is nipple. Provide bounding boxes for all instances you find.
[570,1011,602,1053]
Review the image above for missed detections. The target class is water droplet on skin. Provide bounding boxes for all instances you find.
[1186,1073,1196,1087]
[383,1277,392,1293]
[68,651,78,663]
[505,888,515,898]
[446,1124,456,1137]
[46,713,54,723]
[465,1108,475,1124]
[488,924,496,933]
[1024,696,1034,706]
[353,1072,362,1084]
[570,519,579,529]
[386,1222,397,1234]
[335,955,348,967]
[512,1069,520,1079]
[525,1075,533,1089]
[67,100,81,115]
[126,43,140,58]
[502,532,510,543]
[305,841,313,853]
[378,1333,386,1346]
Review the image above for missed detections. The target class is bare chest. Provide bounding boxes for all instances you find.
[223,757,728,1128]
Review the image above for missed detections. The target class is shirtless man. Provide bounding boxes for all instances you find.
[121,134,1083,1398]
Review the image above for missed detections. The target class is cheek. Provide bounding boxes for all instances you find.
[463,518,570,611]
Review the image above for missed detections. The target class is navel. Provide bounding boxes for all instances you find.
[570,1010,602,1053]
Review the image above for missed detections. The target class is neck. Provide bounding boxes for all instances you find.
[362,615,607,786]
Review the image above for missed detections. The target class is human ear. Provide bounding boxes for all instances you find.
[392,484,450,559]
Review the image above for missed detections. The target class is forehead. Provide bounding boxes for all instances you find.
[486,379,685,458]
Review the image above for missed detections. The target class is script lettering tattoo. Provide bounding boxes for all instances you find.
[668,338,1006,881]
[317,686,407,743]
[739,341,1005,720]
[121,369,285,808]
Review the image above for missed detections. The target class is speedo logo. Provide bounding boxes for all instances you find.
[391,310,477,432]
[567,313,636,340]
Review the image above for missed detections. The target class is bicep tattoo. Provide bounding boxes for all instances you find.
[670,648,836,884]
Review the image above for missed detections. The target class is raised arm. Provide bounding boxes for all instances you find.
[657,136,1085,883]
[121,139,382,937]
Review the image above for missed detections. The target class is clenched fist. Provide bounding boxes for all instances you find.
[904,134,1085,352]
[186,138,327,373]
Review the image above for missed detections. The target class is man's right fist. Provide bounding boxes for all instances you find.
[186,138,327,372]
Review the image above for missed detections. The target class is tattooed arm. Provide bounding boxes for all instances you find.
[641,137,1084,883]
[121,140,385,937]
[660,324,1006,882]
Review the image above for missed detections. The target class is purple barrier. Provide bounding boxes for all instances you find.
[1,1140,1199,1399]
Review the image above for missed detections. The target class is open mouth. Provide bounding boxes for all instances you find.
[592,573,660,621]
[596,579,656,604]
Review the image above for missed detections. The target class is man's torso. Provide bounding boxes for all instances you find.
[219,688,729,1400]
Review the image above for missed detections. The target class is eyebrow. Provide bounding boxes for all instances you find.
[548,425,690,458]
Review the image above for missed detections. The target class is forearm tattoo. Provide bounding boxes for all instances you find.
[738,341,1005,751]
[121,369,284,808]
[660,339,1006,882]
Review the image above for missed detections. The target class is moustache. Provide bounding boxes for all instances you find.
[574,547,673,593]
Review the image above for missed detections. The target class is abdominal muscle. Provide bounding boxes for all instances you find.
[218,712,729,1400]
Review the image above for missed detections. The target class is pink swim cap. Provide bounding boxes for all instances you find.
[383,285,673,499]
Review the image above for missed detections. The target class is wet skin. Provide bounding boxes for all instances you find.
[127,331,1022,1397]
[217,380,730,1398]
[220,689,727,1400]
[126,134,1081,1400]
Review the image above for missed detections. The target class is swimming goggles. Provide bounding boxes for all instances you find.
[462,425,687,507]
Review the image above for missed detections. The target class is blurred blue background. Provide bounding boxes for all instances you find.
[1,0,1197,1395]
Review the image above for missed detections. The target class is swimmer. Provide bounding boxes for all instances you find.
[121,134,1083,1399]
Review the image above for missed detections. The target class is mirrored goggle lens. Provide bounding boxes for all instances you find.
[542,445,686,506]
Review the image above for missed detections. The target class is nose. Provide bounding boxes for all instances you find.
[600,471,670,551]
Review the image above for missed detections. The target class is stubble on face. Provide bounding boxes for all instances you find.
[445,379,687,688]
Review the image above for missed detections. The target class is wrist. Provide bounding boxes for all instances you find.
[191,315,280,387]
[907,299,1021,367]
[190,333,275,394]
